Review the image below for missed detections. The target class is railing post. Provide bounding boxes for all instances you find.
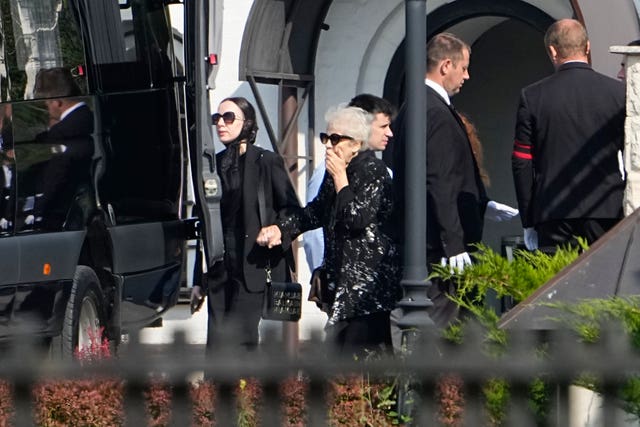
[396,0,433,342]
[396,0,434,419]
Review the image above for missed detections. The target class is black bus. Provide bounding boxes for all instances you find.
[0,0,222,357]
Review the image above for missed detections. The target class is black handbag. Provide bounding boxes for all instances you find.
[257,161,301,322]
[262,265,302,322]
[308,265,334,313]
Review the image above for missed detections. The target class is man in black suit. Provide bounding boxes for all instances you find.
[30,68,94,230]
[512,19,625,252]
[392,33,517,327]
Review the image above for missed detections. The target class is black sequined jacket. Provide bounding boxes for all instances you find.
[278,150,401,324]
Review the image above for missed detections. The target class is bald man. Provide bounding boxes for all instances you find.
[512,19,625,252]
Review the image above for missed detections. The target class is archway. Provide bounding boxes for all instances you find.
[383,1,558,252]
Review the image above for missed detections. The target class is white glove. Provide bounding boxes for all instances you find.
[440,251,472,273]
[523,228,538,250]
[25,215,34,225]
[0,218,7,230]
[485,200,519,222]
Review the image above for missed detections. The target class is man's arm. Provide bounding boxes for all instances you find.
[512,90,535,228]
[427,110,466,257]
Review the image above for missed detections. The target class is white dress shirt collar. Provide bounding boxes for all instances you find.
[60,101,86,121]
[425,79,450,105]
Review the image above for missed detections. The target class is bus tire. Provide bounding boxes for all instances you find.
[60,266,106,359]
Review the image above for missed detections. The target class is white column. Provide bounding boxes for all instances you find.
[611,45,640,216]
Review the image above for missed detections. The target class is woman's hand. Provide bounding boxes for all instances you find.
[256,225,282,248]
[326,148,349,192]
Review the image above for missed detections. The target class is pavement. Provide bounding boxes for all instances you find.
[138,284,328,347]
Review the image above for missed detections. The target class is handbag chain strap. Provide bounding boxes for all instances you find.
[264,260,271,286]
[265,260,272,285]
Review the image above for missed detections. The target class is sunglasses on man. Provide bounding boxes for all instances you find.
[319,132,355,146]
[212,111,244,125]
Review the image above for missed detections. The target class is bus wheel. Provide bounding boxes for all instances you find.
[60,266,106,359]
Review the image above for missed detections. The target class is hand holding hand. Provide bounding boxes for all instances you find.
[485,200,519,222]
[523,227,538,250]
[440,251,472,273]
[256,225,282,248]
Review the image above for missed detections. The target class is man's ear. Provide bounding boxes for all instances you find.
[547,45,557,63]
[440,58,452,76]
[585,40,590,56]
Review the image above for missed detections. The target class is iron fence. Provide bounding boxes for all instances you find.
[0,322,639,426]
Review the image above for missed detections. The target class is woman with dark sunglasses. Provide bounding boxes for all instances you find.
[192,96,299,353]
[257,105,401,355]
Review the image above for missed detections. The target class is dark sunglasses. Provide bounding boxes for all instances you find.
[319,132,355,146]
[212,111,244,125]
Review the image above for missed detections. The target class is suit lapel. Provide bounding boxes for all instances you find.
[427,86,466,130]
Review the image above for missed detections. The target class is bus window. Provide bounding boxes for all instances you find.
[0,0,87,102]
[13,68,94,233]
[84,0,176,91]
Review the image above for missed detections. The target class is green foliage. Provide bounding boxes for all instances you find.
[620,377,640,422]
[543,296,640,346]
[430,241,586,426]
[528,377,552,426]
[328,374,407,426]
[430,240,586,306]
[483,378,510,427]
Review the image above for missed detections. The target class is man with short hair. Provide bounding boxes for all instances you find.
[392,33,517,328]
[349,94,396,152]
[512,19,625,252]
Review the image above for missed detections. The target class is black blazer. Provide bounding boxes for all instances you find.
[393,86,487,260]
[512,62,625,227]
[215,143,299,292]
[34,104,94,229]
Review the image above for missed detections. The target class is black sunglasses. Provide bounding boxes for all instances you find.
[212,111,244,125]
[319,132,355,146]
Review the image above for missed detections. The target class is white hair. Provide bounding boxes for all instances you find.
[324,104,372,151]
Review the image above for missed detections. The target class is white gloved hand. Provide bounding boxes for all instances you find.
[25,215,34,225]
[523,227,538,250]
[485,200,519,222]
[440,251,472,273]
[0,218,7,230]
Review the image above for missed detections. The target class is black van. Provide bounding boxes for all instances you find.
[0,0,222,357]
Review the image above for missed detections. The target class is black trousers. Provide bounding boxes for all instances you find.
[537,218,619,253]
[206,275,263,354]
[327,311,392,357]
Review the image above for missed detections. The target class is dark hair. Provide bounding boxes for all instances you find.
[216,96,259,144]
[33,67,82,99]
[427,33,471,73]
[348,94,397,119]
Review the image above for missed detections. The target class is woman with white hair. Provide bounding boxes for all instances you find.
[257,105,401,354]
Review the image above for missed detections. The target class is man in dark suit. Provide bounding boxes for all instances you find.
[30,68,94,230]
[392,33,517,327]
[512,19,625,252]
